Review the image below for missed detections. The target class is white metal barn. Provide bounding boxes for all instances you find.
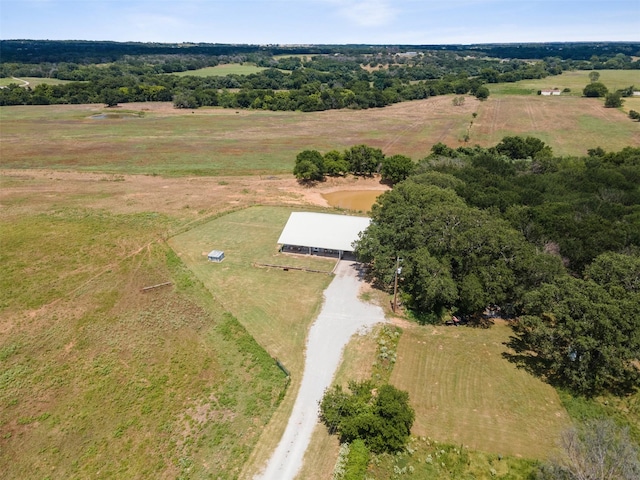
[207,250,225,262]
[277,212,371,259]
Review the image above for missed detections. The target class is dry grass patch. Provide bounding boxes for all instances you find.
[390,322,571,460]
[472,95,640,155]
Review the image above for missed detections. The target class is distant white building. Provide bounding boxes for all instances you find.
[277,212,371,259]
[632,91,640,96]
[540,89,561,96]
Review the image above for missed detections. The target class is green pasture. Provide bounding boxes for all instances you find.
[390,323,571,460]
[168,206,335,376]
[0,77,73,88]
[172,63,267,77]
[488,69,640,96]
[0,207,287,479]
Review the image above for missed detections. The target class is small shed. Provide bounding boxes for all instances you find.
[207,250,225,263]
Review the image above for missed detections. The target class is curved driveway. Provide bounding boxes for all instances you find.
[256,260,386,479]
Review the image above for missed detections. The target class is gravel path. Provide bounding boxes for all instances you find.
[256,260,386,480]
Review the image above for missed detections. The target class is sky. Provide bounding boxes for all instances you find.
[1,0,639,45]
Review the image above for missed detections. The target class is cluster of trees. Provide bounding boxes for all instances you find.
[293,146,415,184]
[354,138,640,396]
[3,40,638,111]
[583,78,636,108]
[319,381,415,454]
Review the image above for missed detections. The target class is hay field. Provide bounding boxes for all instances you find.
[488,70,640,96]
[171,64,267,77]
[2,95,638,177]
[390,322,571,460]
[470,95,640,155]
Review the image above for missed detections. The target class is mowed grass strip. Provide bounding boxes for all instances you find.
[390,322,571,460]
[168,206,335,376]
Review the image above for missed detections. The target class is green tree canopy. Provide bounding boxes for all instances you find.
[319,381,415,454]
[583,82,609,97]
[355,180,562,318]
[380,154,415,184]
[506,266,640,396]
[344,144,384,176]
[293,149,325,182]
[604,91,624,108]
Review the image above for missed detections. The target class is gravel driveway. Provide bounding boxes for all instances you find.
[255,260,386,480]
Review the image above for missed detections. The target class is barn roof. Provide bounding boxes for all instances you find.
[277,212,371,252]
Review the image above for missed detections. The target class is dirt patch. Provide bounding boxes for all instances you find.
[0,170,387,219]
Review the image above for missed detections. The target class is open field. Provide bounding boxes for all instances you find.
[0,204,289,479]
[487,69,640,96]
[469,95,640,154]
[2,83,639,479]
[168,206,336,376]
[389,322,571,460]
[0,77,74,88]
[171,64,267,77]
[2,94,639,177]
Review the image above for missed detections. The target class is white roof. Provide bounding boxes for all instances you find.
[277,212,371,252]
[208,250,224,258]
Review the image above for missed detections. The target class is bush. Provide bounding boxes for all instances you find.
[343,440,369,480]
[583,82,608,98]
[319,381,415,454]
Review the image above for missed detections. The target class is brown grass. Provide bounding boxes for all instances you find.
[4,95,636,178]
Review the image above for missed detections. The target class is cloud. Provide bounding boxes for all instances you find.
[333,0,398,27]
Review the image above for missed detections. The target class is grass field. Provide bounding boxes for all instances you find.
[389,322,571,460]
[168,206,336,377]
[2,93,638,176]
[487,70,640,96]
[172,64,267,77]
[0,77,74,88]
[0,203,290,479]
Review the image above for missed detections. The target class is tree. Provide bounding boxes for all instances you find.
[506,272,640,396]
[539,419,640,480]
[604,92,624,108]
[588,71,600,83]
[474,86,490,100]
[323,150,350,176]
[629,110,640,121]
[319,381,414,454]
[380,154,415,184]
[344,144,384,176]
[495,136,553,160]
[293,149,325,182]
[583,82,608,98]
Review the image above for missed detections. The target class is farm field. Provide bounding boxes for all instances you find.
[2,78,639,479]
[2,93,639,177]
[389,322,571,460]
[171,63,267,77]
[487,69,640,96]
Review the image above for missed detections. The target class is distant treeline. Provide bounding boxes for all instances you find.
[2,40,639,64]
[1,40,639,110]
